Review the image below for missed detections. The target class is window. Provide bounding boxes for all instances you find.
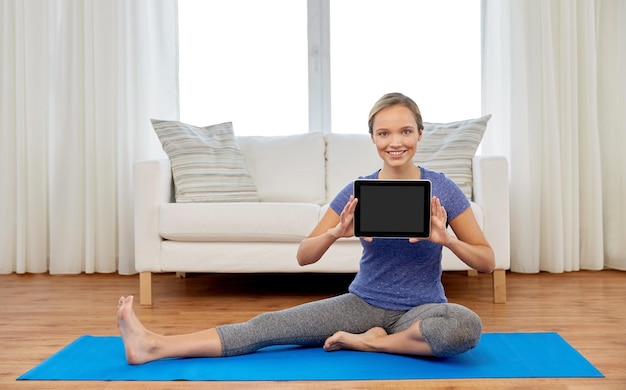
[179,0,480,136]
[330,0,481,133]
[178,0,308,135]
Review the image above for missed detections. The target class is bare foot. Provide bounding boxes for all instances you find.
[116,295,159,364]
[323,327,388,352]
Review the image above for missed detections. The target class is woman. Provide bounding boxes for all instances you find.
[117,92,495,364]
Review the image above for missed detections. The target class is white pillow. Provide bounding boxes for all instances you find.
[236,132,326,204]
[151,120,259,203]
[325,133,380,202]
[416,115,490,200]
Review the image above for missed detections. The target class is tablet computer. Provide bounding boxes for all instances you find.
[353,179,431,238]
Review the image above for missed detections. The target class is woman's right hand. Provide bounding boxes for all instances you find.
[329,195,359,239]
[297,195,361,266]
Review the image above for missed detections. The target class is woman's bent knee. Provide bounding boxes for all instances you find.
[419,304,482,357]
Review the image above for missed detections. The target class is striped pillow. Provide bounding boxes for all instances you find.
[414,115,490,200]
[151,120,259,203]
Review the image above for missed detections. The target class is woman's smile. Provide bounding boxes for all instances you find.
[387,150,407,158]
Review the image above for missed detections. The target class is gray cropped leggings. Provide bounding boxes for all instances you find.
[216,293,482,357]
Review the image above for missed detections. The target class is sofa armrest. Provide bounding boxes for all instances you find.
[472,155,510,271]
[134,159,173,273]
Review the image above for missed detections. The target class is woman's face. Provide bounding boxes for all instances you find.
[370,104,421,168]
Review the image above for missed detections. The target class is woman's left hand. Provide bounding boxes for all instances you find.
[409,196,450,245]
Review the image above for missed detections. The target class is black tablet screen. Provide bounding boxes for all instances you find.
[353,180,431,238]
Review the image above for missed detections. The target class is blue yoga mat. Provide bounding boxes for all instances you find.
[18,332,603,381]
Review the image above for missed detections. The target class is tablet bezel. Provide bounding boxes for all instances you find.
[353,179,432,238]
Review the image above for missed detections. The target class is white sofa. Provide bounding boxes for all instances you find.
[134,131,510,305]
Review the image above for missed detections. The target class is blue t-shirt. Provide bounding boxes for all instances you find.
[329,167,470,310]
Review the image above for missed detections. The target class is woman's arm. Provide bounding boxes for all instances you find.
[412,197,495,273]
[297,196,358,266]
[445,208,495,273]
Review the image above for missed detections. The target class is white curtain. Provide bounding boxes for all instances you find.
[482,0,626,272]
[0,0,177,275]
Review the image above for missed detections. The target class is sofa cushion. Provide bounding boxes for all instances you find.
[325,133,381,202]
[159,202,320,242]
[416,115,490,200]
[237,132,326,204]
[151,120,259,203]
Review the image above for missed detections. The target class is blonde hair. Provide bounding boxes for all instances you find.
[368,92,424,134]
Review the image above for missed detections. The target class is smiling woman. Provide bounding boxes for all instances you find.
[114,92,493,365]
[178,0,481,136]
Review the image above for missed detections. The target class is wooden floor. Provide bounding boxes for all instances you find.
[1,270,625,389]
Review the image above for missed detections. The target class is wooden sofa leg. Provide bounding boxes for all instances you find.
[492,269,506,303]
[139,271,153,306]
